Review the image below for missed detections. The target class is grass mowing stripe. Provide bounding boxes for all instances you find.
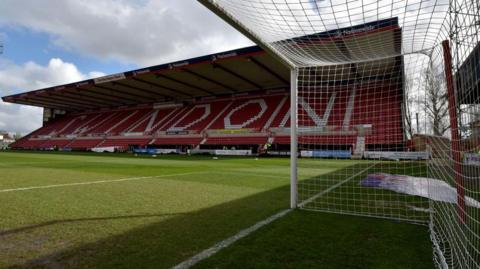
[171,165,375,269]
[0,171,207,193]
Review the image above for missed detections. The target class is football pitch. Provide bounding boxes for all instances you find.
[0,151,433,268]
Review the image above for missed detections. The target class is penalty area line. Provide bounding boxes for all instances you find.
[0,171,207,193]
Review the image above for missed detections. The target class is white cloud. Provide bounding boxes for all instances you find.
[0,0,253,66]
[0,58,105,134]
[0,102,41,135]
[0,0,253,134]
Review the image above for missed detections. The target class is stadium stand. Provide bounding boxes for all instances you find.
[4,20,405,153]
[9,84,403,152]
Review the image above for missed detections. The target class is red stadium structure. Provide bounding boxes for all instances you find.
[3,19,404,155]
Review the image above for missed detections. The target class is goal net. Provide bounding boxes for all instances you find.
[199,0,479,268]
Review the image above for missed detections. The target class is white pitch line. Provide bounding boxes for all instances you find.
[299,163,376,207]
[212,170,288,180]
[0,171,206,193]
[172,163,377,269]
[171,208,293,269]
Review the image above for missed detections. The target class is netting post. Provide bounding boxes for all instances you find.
[441,40,466,224]
[290,68,298,209]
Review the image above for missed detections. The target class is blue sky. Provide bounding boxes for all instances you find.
[2,28,138,76]
[0,0,252,134]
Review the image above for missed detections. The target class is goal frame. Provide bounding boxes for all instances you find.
[197,0,468,214]
[198,0,300,209]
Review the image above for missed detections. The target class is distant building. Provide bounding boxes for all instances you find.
[411,134,450,159]
[0,131,15,149]
[463,120,480,152]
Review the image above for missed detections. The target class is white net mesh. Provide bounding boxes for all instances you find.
[199,0,479,268]
[203,0,449,66]
[295,57,431,224]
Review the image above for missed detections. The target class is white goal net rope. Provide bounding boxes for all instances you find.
[199,0,479,268]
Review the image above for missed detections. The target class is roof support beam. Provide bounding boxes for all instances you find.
[76,88,135,105]
[20,98,84,111]
[16,101,79,111]
[31,96,93,109]
[180,68,237,93]
[94,85,153,102]
[156,73,215,95]
[112,81,170,100]
[34,94,106,108]
[134,77,194,98]
[248,57,289,85]
[213,63,263,89]
[60,91,119,106]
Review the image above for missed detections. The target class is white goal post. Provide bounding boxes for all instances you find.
[290,68,298,209]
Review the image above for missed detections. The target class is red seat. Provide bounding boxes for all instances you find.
[68,139,104,149]
[39,139,72,148]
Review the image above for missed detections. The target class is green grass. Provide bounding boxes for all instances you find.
[0,151,433,268]
[195,210,432,269]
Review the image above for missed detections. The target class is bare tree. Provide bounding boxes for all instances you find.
[14,132,22,141]
[403,76,415,138]
[422,65,450,136]
[403,66,428,137]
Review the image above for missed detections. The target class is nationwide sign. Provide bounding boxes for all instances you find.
[283,17,399,43]
[94,73,126,84]
[168,61,189,69]
[212,52,238,61]
[333,25,376,38]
